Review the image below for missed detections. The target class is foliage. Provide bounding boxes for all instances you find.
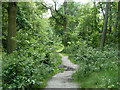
[63,39,118,88]
[2,2,62,89]
[2,1,119,89]
[2,49,61,88]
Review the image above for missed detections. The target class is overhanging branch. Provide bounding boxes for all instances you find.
[41,2,64,26]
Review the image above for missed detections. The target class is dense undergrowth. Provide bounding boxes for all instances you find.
[2,1,119,89]
[2,27,63,89]
[2,2,64,88]
[2,10,63,88]
[62,39,118,88]
[2,21,63,88]
[2,45,62,89]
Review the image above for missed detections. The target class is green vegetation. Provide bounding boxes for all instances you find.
[2,2,62,88]
[60,1,119,88]
[2,51,62,88]
[62,39,118,88]
[1,0,119,89]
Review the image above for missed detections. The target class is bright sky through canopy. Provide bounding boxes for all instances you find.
[74,0,89,3]
[43,0,90,18]
[44,0,89,4]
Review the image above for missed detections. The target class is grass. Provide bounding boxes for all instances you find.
[56,48,118,88]
[60,52,78,64]
[62,51,118,88]
[54,44,64,52]
[53,52,62,66]
[60,53,69,56]
[68,56,78,64]
[72,69,118,88]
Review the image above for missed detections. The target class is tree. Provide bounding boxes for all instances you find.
[114,12,118,36]
[93,2,97,31]
[109,2,112,33]
[63,0,67,46]
[7,2,17,53]
[41,0,68,46]
[118,1,120,88]
[118,1,120,50]
[100,1,110,49]
[0,2,1,53]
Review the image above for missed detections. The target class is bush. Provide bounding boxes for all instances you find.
[2,46,61,88]
[63,39,118,88]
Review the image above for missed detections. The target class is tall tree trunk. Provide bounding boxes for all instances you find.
[100,1,109,49]
[118,1,120,49]
[0,1,1,86]
[0,2,2,53]
[63,0,67,46]
[93,2,97,31]
[118,1,120,86]
[114,14,118,36]
[109,2,112,34]
[114,0,119,36]
[7,2,17,53]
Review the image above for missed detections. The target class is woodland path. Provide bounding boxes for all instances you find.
[43,49,78,89]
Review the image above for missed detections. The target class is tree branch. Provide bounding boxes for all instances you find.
[41,2,64,26]
[52,0,64,19]
[99,2,105,19]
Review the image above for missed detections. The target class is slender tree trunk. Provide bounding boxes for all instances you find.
[118,1,120,48]
[100,1,109,49]
[114,14,118,36]
[118,1,120,86]
[7,2,17,53]
[114,0,119,36]
[109,2,112,34]
[94,2,97,30]
[0,2,2,54]
[63,0,67,46]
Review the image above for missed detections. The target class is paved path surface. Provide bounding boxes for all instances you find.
[44,50,78,89]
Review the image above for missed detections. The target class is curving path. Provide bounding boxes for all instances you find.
[43,49,78,89]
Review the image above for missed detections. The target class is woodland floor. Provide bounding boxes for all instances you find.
[43,50,79,89]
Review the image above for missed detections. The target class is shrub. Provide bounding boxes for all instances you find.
[63,39,118,88]
[2,46,61,88]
